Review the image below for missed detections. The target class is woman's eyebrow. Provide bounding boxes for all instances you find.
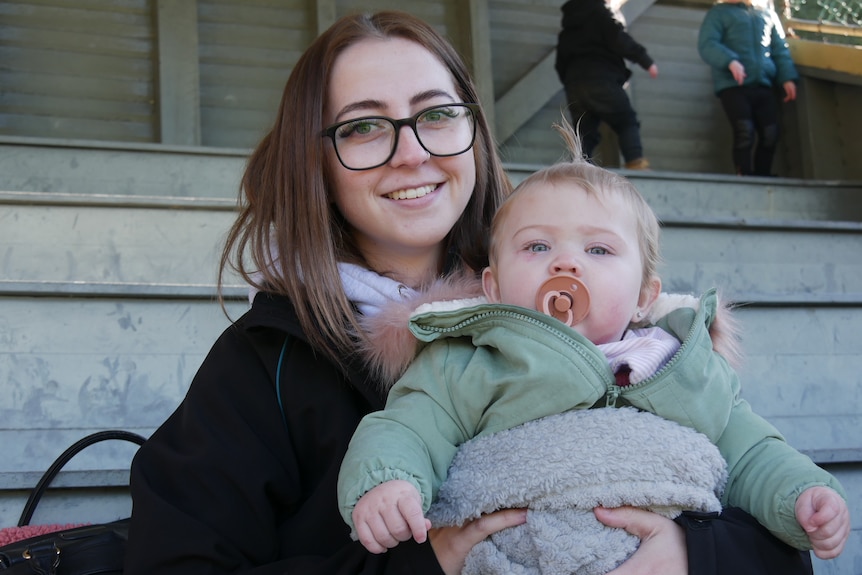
[333,90,458,122]
[333,100,386,123]
[410,89,457,106]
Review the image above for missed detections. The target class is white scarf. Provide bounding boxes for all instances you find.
[247,249,416,316]
[337,262,417,317]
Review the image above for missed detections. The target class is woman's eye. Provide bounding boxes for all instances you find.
[419,106,457,124]
[337,119,384,139]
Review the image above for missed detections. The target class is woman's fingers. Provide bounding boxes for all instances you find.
[596,506,688,575]
[429,508,527,575]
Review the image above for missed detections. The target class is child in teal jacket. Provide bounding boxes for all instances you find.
[698,0,799,176]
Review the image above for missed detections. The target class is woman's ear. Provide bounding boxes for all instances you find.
[632,275,662,323]
[482,267,502,303]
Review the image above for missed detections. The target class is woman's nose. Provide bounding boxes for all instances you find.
[389,126,430,167]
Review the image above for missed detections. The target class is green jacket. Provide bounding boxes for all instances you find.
[697,2,798,95]
[338,290,844,549]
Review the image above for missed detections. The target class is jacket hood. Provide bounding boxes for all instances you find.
[358,274,741,389]
[356,271,484,390]
[561,0,606,28]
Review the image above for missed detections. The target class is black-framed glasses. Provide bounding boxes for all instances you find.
[322,103,479,171]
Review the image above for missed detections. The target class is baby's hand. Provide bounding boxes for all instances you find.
[795,486,850,559]
[352,479,432,554]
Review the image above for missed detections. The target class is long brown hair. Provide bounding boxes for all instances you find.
[218,11,511,366]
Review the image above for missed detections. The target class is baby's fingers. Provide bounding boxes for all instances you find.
[396,497,432,543]
[355,515,393,554]
[808,508,851,560]
[798,488,851,560]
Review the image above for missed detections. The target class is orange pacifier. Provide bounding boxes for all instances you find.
[536,275,590,327]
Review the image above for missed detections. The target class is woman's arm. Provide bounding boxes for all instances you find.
[125,324,446,575]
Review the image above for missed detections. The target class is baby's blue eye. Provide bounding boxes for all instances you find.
[528,243,550,253]
[587,246,608,255]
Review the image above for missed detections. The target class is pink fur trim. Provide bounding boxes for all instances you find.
[709,293,744,370]
[644,292,743,369]
[0,523,88,546]
[358,271,484,390]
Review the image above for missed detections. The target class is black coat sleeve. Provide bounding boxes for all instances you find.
[676,508,813,575]
[602,9,654,70]
[124,319,444,575]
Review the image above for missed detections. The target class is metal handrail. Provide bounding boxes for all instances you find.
[785,17,862,38]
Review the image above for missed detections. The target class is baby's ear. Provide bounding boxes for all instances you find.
[633,276,661,323]
[481,267,502,303]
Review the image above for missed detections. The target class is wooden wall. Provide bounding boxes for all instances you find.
[2,0,860,177]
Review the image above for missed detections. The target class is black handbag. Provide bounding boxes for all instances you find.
[0,430,146,574]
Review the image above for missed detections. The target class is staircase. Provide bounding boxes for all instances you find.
[2,140,861,574]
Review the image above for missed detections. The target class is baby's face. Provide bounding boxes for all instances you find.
[483,183,646,344]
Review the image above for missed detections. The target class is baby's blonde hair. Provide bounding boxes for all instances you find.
[489,117,662,292]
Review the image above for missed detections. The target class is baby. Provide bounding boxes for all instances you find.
[338,120,849,573]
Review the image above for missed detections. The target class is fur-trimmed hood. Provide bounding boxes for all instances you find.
[358,273,741,390]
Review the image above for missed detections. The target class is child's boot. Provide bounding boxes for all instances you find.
[624,157,650,170]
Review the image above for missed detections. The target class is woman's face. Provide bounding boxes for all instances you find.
[325,37,476,285]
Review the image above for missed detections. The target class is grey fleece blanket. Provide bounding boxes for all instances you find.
[426,407,727,575]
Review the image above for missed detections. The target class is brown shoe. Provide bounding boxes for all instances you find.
[624,158,650,170]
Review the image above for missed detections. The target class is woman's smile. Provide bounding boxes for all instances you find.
[386,183,437,200]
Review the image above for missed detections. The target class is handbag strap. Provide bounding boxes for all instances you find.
[18,430,146,527]
[275,337,289,429]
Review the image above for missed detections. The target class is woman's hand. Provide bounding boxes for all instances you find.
[428,508,527,575]
[596,506,688,575]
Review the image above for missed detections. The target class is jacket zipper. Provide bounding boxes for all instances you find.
[606,309,702,407]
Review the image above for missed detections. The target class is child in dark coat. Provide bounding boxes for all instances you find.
[555,0,659,169]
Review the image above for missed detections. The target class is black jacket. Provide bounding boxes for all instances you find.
[555,0,654,84]
[124,292,444,574]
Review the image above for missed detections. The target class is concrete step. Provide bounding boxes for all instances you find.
[508,163,862,223]
[0,137,246,200]
[2,176,861,541]
[1,191,241,293]
[4,190,860,303]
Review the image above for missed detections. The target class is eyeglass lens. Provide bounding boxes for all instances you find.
[330,104,476,170]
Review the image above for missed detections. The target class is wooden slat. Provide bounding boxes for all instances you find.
[196,0,312,149]
[0,0,156,143]
[155,0,200,146]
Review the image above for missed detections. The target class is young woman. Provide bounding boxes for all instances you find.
[125,10,794,575]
